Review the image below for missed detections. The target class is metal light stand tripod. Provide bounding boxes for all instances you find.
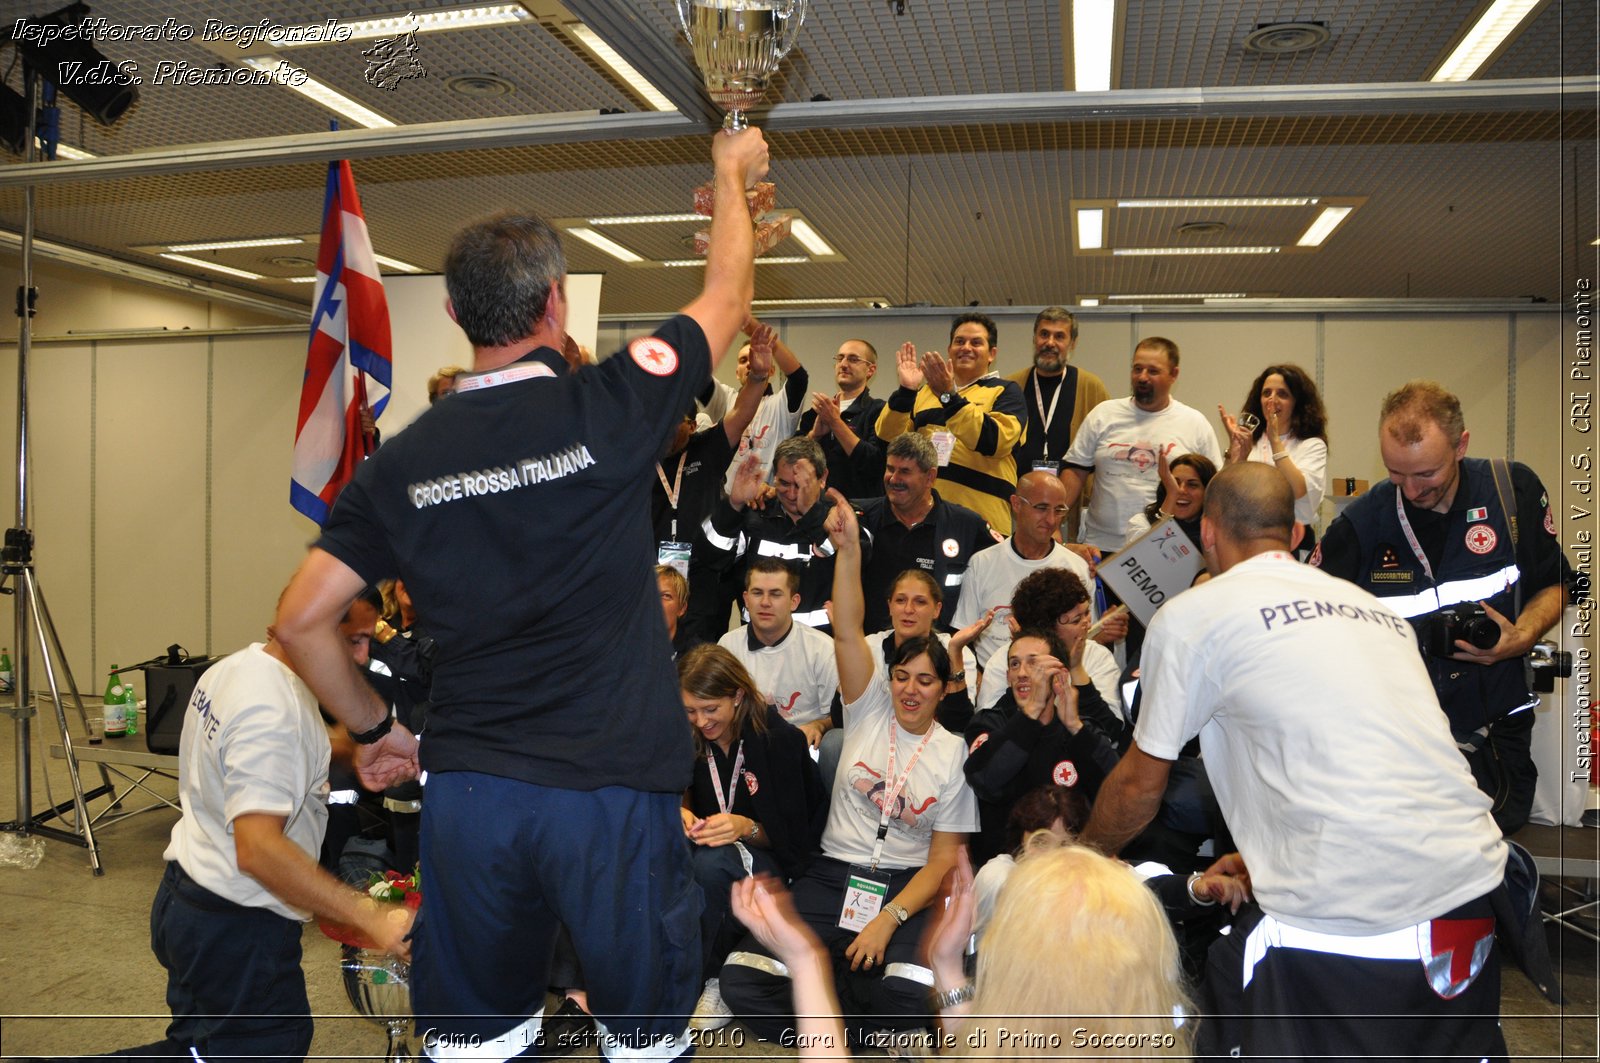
[0,68,108,874]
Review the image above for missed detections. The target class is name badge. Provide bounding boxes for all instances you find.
[1032,459,1058,472]
[658,541,691,577]
[839,864,890,931]
[931,430,956,467]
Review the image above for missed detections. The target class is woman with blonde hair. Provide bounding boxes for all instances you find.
[945,845,1193,1057]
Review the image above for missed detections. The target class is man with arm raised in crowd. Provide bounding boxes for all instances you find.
[273,128,771,1062]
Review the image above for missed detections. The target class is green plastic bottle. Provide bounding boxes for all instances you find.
[103,666,126,738]
[0,647,13,695]
[122,671,139,737]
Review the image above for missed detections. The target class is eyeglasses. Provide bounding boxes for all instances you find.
[832,353,872,367]
[1019,499,1070,517]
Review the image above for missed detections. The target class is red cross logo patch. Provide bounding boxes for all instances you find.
[629,337,678,376]
[1422,916,1494,999]
[1052,760,1079,787]
[743,770,759,796]
[1464,525,1497,555]
[968,733,990,754]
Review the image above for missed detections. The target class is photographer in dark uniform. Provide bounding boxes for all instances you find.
[1313,381,1565,834]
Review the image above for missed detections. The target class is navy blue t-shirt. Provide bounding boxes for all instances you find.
[316,315,710,793]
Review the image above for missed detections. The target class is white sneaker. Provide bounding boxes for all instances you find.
[689,977,733,1031]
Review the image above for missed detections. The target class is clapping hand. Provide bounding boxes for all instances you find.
[1218,406,1252,463]
[920,349,954,395]
[894,341,925,391]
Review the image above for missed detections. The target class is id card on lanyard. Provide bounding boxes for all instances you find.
[657,451,692,575]
[838,719,935,931]
[709,742,755,877]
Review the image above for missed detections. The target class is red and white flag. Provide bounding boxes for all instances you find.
[291,159,392,524]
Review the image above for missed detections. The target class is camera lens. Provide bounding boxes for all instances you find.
[1463,616,1501,650]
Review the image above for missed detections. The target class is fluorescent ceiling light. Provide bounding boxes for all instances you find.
[373,253,424,273]
[324,5,531,43]
[1431,0,1544,82]
[1079,298,1101,307]
[1072,0,1115,92]
[241,57,394,128]
[1112,246,1280,256]
[1117,197,1316,208]
[565,23,676,111]
[567,227,644,263]
[786,219,835,257]
[286,276,318,283]
[1107,292,1249,300]
[1077,208,1104,250]
[661,256,809,267]
[586,213,703,225]
[159,253,265,280]
[1296,205,1354,247]
[751,297,859,306]
[168,237,303,252]
[52,143,95,160]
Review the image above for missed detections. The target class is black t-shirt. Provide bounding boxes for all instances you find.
[653,425,734,543]
[316,316,710,794]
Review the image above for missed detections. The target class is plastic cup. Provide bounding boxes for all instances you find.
[87,714,104,744]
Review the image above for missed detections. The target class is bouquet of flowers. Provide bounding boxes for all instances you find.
[319,866,422,948]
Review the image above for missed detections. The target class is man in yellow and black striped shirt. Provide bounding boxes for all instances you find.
[874,312,1027,534]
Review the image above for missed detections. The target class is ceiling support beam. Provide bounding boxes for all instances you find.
[0,77,1588,189]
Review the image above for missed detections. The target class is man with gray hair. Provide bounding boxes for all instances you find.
[1084,462,1509,1060]
[275,127,771,1060]
[698,435,842,628]
[851,432,998,633]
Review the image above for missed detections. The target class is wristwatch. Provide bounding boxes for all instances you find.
[350,709,395,746]
[885,902,909,926]
[931,981,975,1009]
[938,391,955,404]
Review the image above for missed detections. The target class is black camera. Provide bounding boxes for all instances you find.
[1421,603,1501,657]
[1527,640,1573,693]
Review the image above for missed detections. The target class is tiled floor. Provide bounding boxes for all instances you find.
[0,720,1594,1060]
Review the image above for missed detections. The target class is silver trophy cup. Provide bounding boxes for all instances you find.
[676,0,807,130]
[340,945,414,1062]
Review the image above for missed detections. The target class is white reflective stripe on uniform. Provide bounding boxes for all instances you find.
[756,540,813,561]
[327,789,361,805]
[594,1022,694,1062]
[426,1009,543,1061]
[793,608,832,628]
[1130,860,1174,881]
[367,658,394,677]
[1241,912,1423,989]
[1380,563,1521,619]
[883,961,934,986]
[725,949,790,978]
[943,573,963,587]
[701,517,740,552]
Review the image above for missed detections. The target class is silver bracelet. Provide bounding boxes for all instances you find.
[1186,871,1216,906]
[932,980,975,1009]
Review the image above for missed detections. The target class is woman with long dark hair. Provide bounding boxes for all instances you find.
[1220,363,1330,548]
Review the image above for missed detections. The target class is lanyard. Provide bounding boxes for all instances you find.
[1393,490,1436,584]
[1031,371,1064,460]
[656,452,687,539]
[452,362,556,392]
[870,720,936,869]
[708,741,746,816]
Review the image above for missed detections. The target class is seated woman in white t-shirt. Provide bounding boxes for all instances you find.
[1123,450,1216,548]
[817,568,993,785]
[719,491,980,1046]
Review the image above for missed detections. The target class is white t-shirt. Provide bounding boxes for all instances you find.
[718,622,838,726]
[712,380,805,492]
[823,679,979,871]
[1135,553,1506,935]
[952,538,1093,667]
[977,639,1122,720]
[163,644,331,921]
[866,629,978,693]
[1247,433,1329,527]
[1064,397,1224,550]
